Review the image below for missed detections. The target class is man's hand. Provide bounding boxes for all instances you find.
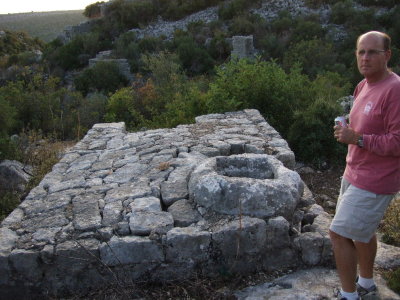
[334,125,361,145]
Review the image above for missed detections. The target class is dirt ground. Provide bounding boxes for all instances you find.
[299,165,345,215]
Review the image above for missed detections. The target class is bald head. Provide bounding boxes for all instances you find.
[357,31,391,51]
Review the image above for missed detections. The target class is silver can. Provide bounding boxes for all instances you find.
[334,116,347,127]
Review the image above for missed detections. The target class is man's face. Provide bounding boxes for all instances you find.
[356,34,391,83]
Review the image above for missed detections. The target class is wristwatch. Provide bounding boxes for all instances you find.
[357,135,364,148]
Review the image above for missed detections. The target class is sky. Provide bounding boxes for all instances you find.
[0,0,98,14]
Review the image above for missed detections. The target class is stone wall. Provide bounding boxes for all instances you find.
[231,35,255,59]
[88,51,134,82]
[0,110,333,298]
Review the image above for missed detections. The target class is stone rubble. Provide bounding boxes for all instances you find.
[0,109,390,298]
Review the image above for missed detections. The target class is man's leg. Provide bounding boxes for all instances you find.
[329,230,358,292]
[355,234,377,280]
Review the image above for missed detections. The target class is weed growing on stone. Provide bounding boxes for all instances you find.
[380,195,400,247]
[384,267,400,294]
[380,195,400,294]
[0,131,74,222]
[0,191,20,221]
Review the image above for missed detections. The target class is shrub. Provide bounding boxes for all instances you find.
[218,0,261,20]
[0,134,20,161]
[207,33,231,61]
[330,0,357,25]
[206,59,312,138]
[74,61,129,96]
[283,39,337,79]
[45,32,108,71]
[288,72,350,165]
[0,191,20,222]
[0,96,17,136]
[0,30,44,57]
[171,35,215,75]
[381,196,400,247]
[105,87,144,129]
[229,15,257,36]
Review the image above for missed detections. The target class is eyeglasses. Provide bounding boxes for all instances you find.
[356,49,387,57]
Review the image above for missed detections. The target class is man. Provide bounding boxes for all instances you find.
[330,31,400,300]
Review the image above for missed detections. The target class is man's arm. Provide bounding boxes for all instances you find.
[335,87,400,157]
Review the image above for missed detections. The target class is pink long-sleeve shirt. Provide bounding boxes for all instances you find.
[344,72,400,194]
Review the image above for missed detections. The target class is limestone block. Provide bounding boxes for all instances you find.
[265,216,290,250]
[294,232,326,266]
[40,244,55,264]
[0,160,32,192]
[231,35,254,59]
[129,211,174,235]
[32,227,62,244]
[167,199,202,227]
[100,236,164,266]
[212,217,267,259]
[48,177,86,193]
[9,249,41,282]
[129,196,162,212]
[189,154,303,220]
[72,194,102,231]
[102,201,123,226]
[166,227,211,263]
[105,179,152,204]
[21,208,69,232]
[161,166,194,206]
[190,146,220,157]
[116,221,131,236]
[21,193,71,216]
[273,148,296,170]
[263,247,299,271]
[103,162,148,184]
[0,228,18,255]
[0,252,10,285]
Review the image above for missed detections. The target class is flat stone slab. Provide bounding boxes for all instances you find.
[0,110,345,297]
[234,267,400,300]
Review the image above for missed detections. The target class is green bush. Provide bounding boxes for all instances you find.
[288,72,350,165]
[0,191,20,222]
[207,33,231,61]
[0,135,20,161]
[105,87,144,129]
[206,59,312,138]
[106,51,208,130]
[283,39,337,79]
[218,0,261,20]
[229,15,257,36]
[0,30,44,57]
[0,96,17,136]
[384,267,400,294]
[45,32,108,71]
[74,61,129,96]
[171,35,215,75]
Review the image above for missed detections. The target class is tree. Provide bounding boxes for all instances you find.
[74,61,129,96]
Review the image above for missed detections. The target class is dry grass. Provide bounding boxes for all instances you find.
[0,131,75,222]
[380,195,400,247]
[0,11,87,42]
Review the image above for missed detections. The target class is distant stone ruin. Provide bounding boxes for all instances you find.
[57,20,96,44]
[231,35,255,60]
[88,50,134,82]
[0,110,333,298]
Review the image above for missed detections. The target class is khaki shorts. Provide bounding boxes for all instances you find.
[329,178,394,243]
